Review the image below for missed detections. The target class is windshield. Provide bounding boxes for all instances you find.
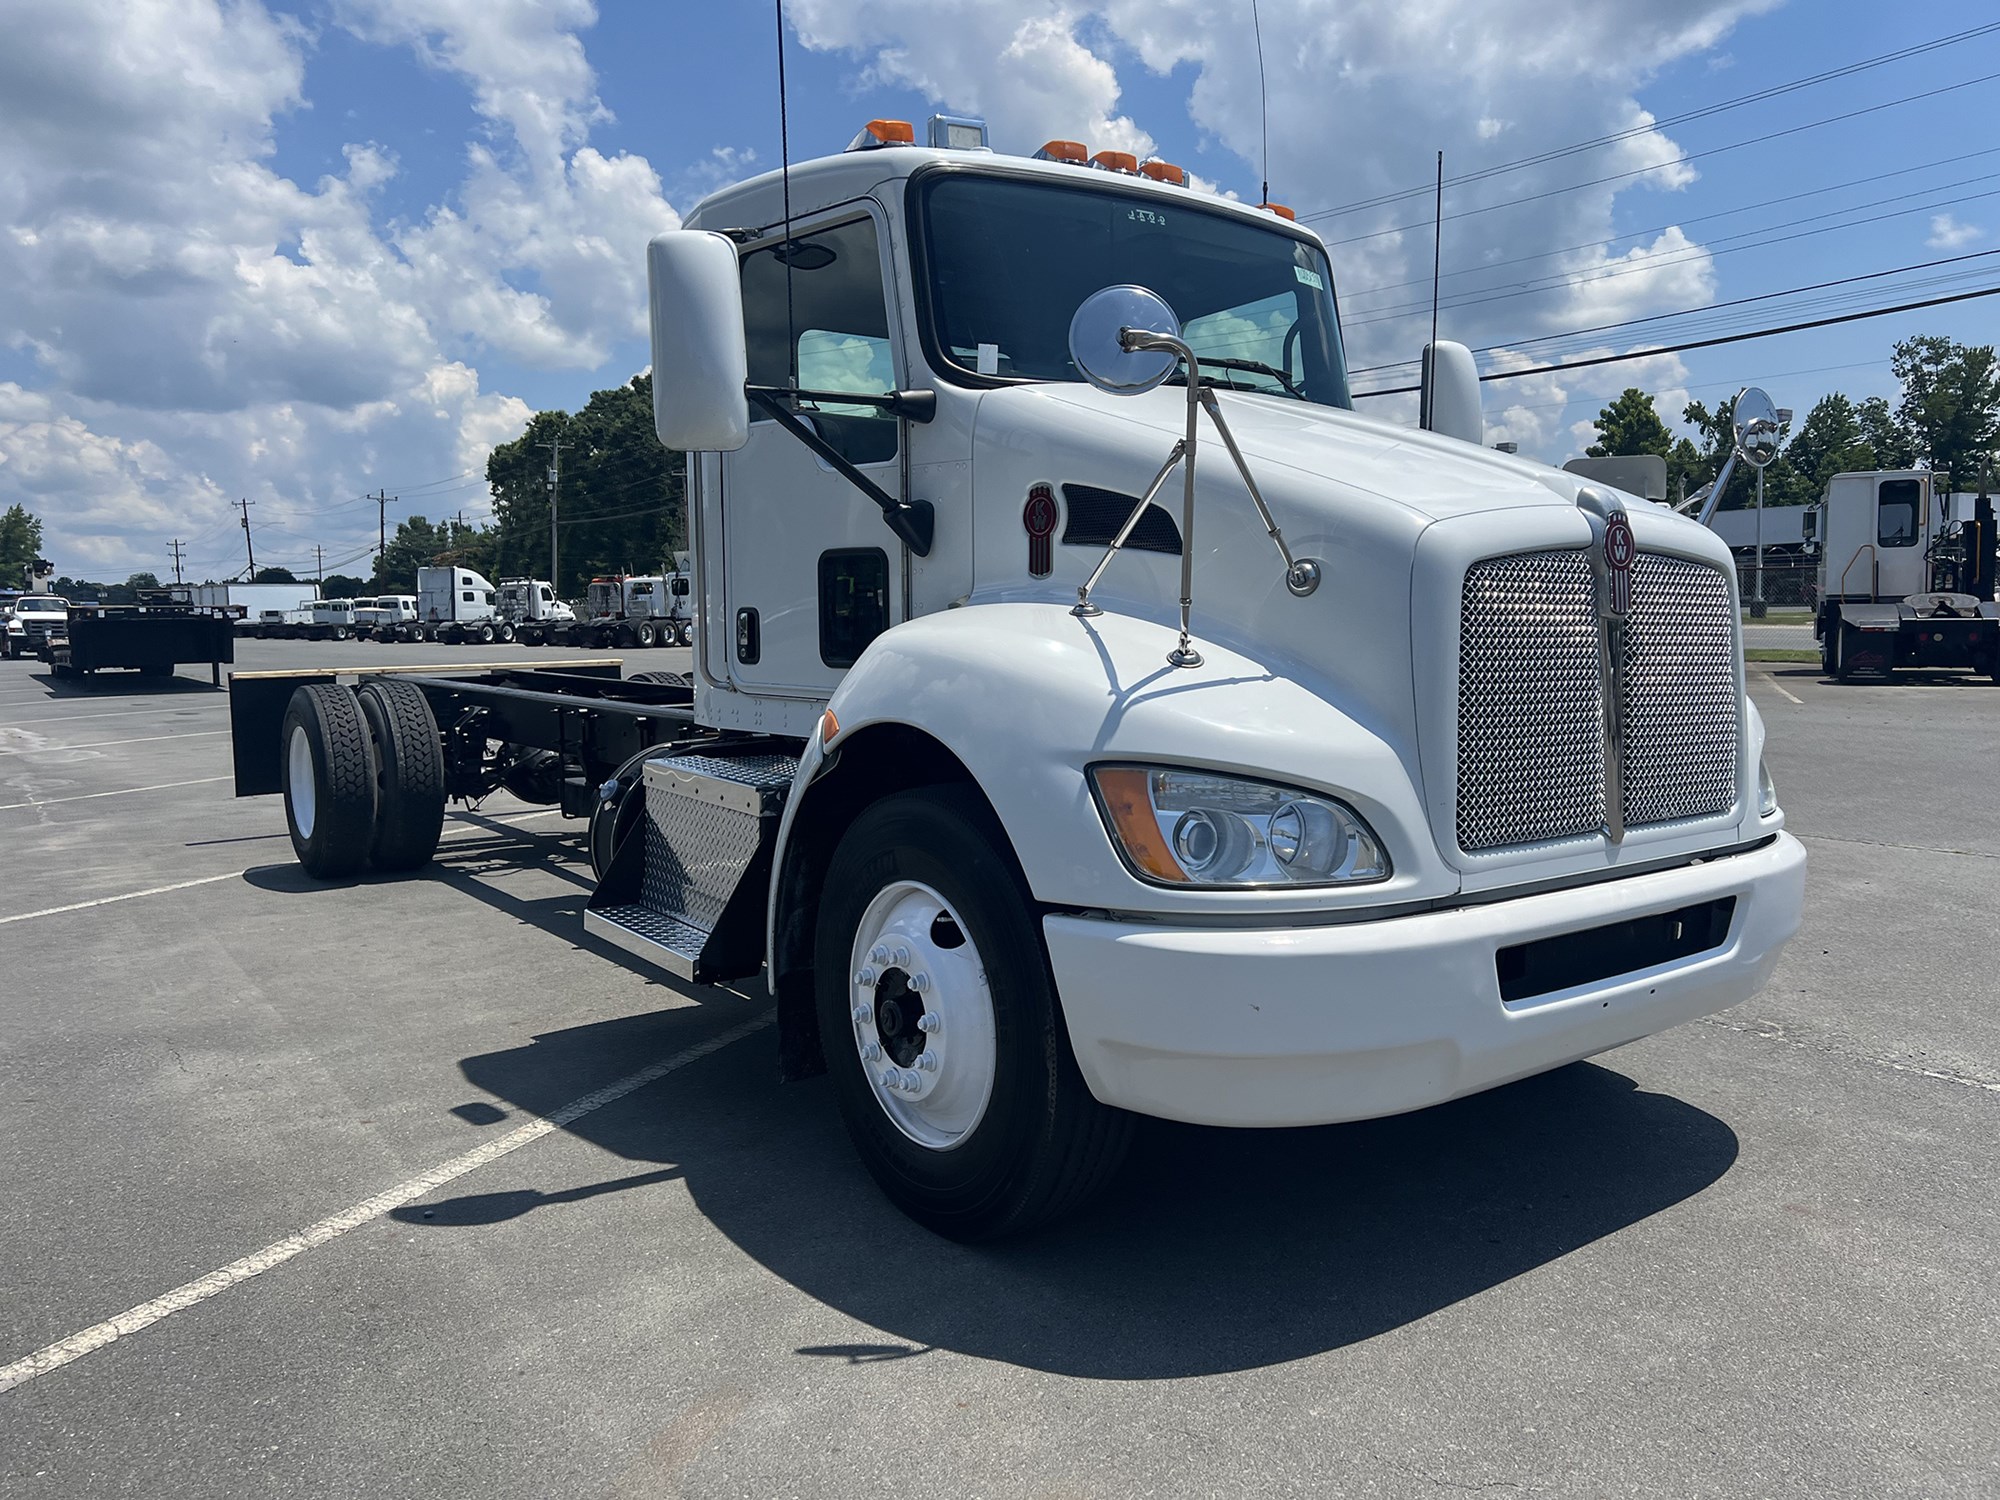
[20,597,65,612]
[918,173,1350,407]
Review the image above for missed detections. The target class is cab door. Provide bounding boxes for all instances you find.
[719,205,904,698]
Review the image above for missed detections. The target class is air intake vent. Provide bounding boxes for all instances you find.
[1060,484,1182,555]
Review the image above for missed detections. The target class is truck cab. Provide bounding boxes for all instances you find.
[1806,470,1999,679]
[3,594,68,658]
[415,567,499,643]
[241,115,1807,1239]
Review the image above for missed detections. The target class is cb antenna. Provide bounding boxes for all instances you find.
[1251,0,1270,206]
[775,0,797,389]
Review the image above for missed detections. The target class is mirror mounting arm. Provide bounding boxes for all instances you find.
[744,384,936,423]
[745,388,935,556]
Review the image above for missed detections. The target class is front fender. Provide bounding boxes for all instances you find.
[820,601,1456,919]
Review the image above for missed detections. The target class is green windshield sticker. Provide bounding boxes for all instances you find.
[1294,265,1325,291]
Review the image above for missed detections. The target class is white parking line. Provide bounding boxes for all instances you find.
[0,776,233,812]
[0,872,244,925]
[0,1013,772,1397]
[0,730,230,755]
[1757,675,1804,705]
[2,706,220,726]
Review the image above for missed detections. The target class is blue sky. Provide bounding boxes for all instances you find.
[2,0,1996,578]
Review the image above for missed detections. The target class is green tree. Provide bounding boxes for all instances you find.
[322,573,370,599]
[252,566,298,585]
[485,374,683,598]
[1587,388,1674,459]
[374,517,444,591]
[0,503,45,589]
[1782,394,1876,500]
[1857,394,1915,472]
[1890,334,2000,489]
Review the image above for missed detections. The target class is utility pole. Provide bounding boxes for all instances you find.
[372,489,398,580]
[235,497,257,580]
[315,544,325,585]
[167,539,186,585]
[541,432,564,593]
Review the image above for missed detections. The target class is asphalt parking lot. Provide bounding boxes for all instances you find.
[1,641,1995,1498]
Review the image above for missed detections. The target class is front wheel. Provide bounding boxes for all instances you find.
[813,787,1133,1241]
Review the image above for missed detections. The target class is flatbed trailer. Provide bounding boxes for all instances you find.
[49,603,236,683]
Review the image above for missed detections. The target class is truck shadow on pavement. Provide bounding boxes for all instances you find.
[448,1008,1739,1379]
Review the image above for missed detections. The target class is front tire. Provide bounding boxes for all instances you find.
[813,787,1132,1241]
[281,685,376,878]
[356,679,445,871]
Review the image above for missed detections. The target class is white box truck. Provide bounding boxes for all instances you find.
[232,115,1806,1239]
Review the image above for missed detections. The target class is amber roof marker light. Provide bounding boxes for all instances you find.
[1034,139,1089,165]
[846,118,915,152]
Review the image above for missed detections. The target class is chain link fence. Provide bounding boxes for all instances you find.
[1734,552,1816,612]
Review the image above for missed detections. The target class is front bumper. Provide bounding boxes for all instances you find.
[1044,832,1806,1127]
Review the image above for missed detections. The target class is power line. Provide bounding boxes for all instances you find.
[1341,145,2000,303]
[1307,69,2000,243]
[1341,179,2000,332]
[1349,282,2000,397]
[1310,22,2000,220]
[1347,247,2000,376]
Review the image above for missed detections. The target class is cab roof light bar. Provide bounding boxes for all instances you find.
[1091,150,1139,175]
[1139,160,1187,186]
[847,118,916,152]
[1035,139,1089,165]
[1260,201,1297,220]
[928,114,990,151]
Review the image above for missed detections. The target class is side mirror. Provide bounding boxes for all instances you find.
[1067,285,1182,394]
[647,231,749,452]
[1733,386,1780,469]
[1420,341,1482,445]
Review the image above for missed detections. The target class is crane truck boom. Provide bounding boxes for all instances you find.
[229,115,1805,1239]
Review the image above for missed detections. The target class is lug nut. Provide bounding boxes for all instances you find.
[862,1042,881,1062]
[869,945,890,965]
[917,1014,941,1033]
[916,1053,939,1072]
[855,967,877,988]
[891,945,912,966]
[908,972,931,994]
[852,1002,873,1024]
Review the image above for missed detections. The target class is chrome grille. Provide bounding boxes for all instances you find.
[1455,548,1740,851]
[1617,554,1738,826]
[1457,551,1605,850]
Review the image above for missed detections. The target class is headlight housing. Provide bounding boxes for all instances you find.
[1090,766,1390,888]
[1757,758,1779,818]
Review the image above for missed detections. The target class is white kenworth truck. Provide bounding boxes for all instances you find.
[231,116,1805,1239]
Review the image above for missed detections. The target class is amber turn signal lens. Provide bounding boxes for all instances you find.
[1092,767,1187,883]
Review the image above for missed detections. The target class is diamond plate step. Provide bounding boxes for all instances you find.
[584,748,799,983]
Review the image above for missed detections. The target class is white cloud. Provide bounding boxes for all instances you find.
[1927,213,1982,251]
[0,0,676,577]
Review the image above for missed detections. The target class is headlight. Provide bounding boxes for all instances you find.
[1757,758,1779,818]
[1090,766,1390,888]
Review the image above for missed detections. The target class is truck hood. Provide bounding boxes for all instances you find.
[1021,383,1597,521]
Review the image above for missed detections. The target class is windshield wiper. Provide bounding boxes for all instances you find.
[1168,356,1305,401]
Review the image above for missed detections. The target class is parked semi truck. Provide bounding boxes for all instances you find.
[231,115,1806,1239]
[494,579,576,645]
[1804,469,1999,680]
[414,566,501,643]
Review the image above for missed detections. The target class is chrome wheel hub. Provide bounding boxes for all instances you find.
[848,880,995,1150]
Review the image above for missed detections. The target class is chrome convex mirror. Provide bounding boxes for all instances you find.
[1691,384,1780,524]
[1733,386,1781,470]
[1065,284,1323,670]
[1068,285,1182,393]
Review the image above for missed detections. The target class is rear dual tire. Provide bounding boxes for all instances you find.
[281,680,445,879]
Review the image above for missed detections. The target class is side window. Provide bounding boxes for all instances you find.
[1877,479,1920,547]
[741,215,898,465]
